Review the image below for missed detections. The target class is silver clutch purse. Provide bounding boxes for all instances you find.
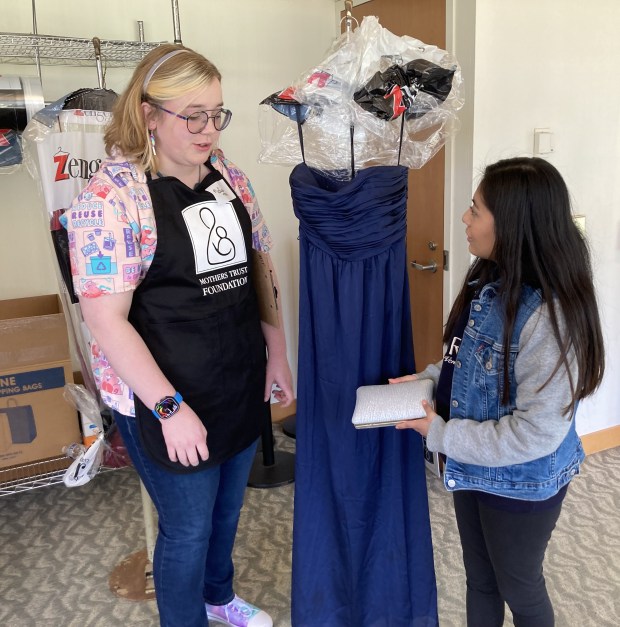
[351,378,434,429]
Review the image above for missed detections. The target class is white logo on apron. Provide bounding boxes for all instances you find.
[182,200,247,274]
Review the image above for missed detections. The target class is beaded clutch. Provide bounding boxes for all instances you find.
[351,378,434,429]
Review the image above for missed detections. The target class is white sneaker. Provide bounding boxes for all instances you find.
[205,594,273,627]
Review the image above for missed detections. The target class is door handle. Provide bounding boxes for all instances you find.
[411,260,438,273]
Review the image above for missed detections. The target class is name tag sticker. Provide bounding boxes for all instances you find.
[205,181,236,203]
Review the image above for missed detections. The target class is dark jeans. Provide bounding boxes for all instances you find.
[453,490,563,627]
[114,411,258,627]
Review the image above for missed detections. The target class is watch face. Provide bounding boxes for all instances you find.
[154,396,180,419]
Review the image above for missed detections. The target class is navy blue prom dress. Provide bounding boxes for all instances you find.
[290,163,438,627]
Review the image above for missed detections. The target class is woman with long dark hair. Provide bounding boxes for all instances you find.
[392,156,605,627]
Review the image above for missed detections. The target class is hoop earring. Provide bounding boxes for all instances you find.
[149,130,157,156]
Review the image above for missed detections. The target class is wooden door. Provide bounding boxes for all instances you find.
[343,0,446,370]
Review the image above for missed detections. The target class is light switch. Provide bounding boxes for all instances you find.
[573,214,586,234]
[533,128,554,155]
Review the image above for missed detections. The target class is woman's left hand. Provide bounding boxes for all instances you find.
[264,354,294,407]
[395,400,437,437]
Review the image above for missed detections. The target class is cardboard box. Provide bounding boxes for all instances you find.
[0,294,80,470]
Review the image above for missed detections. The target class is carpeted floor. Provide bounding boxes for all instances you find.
[1,428,619,627]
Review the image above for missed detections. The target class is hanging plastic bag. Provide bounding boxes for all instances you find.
[257,16,464,177]
[63,431,105,487]
[61,383,131,487]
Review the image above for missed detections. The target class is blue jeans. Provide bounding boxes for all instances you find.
[114,412,258,627]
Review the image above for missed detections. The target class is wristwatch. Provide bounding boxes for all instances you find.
[152,391,183,420]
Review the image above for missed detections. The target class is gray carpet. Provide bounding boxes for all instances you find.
[1,428,619,627]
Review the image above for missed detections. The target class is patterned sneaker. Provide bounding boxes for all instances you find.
[205,595,273,627]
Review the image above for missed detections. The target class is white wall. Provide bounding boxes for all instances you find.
[3,0,618,436]
[445,0,477,314]
[0,0,339,391]
[449,0,620,436]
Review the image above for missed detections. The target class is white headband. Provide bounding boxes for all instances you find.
[142,49,185,95]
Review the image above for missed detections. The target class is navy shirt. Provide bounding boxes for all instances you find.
[435,306,469,422]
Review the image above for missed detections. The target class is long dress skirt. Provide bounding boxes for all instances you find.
[290,163,438,627]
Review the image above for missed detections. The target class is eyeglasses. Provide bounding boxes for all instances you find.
[151,103,232,133]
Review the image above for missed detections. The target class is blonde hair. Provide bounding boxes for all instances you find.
[104,44,222,173]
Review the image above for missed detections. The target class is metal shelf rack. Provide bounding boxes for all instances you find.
[0,456,72,496]
[0,0,181,500]
[0,455,118,497]
[0,0,182,85]
[0,33,164,67]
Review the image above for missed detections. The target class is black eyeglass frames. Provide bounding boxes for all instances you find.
[151,103,232,133]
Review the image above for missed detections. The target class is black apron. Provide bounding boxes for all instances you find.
[128,163,269,473]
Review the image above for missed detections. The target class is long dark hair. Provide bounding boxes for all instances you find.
[444,157,604,414]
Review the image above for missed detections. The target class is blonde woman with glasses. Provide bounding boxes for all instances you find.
[67,44,293,627]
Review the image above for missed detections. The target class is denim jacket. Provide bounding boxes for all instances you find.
[426,281,585,501]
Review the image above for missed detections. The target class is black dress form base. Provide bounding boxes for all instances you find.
[281,413,296,439]
[247,419,295,488]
